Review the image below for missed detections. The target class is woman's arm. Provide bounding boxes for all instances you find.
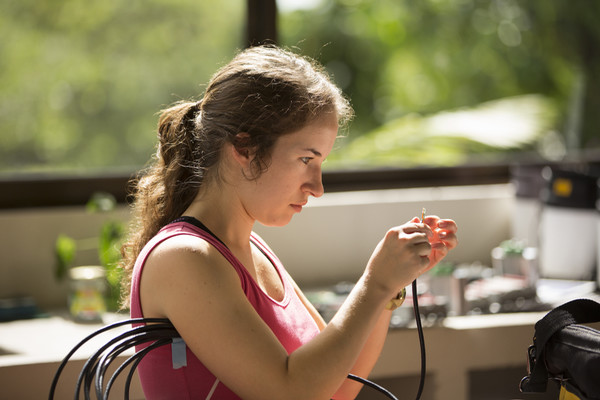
[142,237,392,400]
[140,217,456,400]
[292,276,392,399]
[291,214,457,399]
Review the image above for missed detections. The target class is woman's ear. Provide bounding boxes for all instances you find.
[230,132,254,167]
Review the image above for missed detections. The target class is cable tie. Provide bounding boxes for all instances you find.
[171,337,187,369]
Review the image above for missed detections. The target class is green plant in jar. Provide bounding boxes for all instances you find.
[54,192,126,313]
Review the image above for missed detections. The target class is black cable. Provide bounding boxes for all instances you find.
[104,338,172,400]
[94,329,175,396]
[49,318,170,400]
[104,330,177,398]
[95,333,155,398]
[412,279,426,400]
[95,335,142,397]
[347,373,399,399]
[93,326,179,399]
[121,339,173,400]
[50,319,173,400]
[76,324,174,399]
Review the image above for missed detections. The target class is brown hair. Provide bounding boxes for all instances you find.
[120,45,353,308]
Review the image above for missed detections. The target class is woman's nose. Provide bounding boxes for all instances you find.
[303,170,324,198]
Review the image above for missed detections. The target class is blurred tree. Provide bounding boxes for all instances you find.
[519,1,600,149]
[0,0,243,173]
[2,0,598,173]
[278,0,600,167]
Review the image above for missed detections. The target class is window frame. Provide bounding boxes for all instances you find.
[0,163,511,209]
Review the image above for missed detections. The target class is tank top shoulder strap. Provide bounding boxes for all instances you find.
[163,218,250,290]
[131,218,250,319]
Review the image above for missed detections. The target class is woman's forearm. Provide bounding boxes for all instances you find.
[285,274,393,399]
[334,309,392,399]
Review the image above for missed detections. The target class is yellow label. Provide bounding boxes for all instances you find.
[553,178,573,197]
[70,288,106,320]
[559,384,582,400]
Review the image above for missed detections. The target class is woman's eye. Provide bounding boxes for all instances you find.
[300,157,312,164]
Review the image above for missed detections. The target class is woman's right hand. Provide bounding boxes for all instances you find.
[365,217,433,296]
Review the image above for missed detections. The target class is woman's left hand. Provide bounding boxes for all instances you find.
[419,215,458,271]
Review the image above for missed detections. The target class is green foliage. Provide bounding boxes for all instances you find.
[98,216,125,310]
[280,0,600,165]
[54,234,77,280]
[499,239,525,255]
[86,192,117,213]
[428,261,455,277]
[0,0,243,173]
[3,0,599,173]
[327,94,559,168]
[54,191,126,310]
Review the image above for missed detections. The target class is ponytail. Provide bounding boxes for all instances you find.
[156,100,204,221]
[120,100,204,308]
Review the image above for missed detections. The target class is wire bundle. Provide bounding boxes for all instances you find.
[49,318,177,400]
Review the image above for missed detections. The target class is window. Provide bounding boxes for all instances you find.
[277,0,600,170]
[0,0,244,174]
[3,0,600,208]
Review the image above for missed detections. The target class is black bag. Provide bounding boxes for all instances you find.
[520,298,600,399]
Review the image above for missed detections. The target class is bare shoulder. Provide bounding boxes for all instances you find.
[148,233,213,261]
[140,234,240,318]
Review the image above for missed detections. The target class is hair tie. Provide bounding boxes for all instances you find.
[187,100,202,124]
[192,100,202,114]
[183,101,201,123]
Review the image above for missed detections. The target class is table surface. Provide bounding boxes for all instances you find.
[1,278,598,368]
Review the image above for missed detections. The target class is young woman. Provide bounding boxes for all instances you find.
[121,45,458,400]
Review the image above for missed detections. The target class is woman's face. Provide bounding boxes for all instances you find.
[239,113,339,227]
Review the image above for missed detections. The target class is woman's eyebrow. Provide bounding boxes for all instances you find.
[303,148,322,157]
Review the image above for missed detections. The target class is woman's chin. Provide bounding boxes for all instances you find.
[258,214,295,228]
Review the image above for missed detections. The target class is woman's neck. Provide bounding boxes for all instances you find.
[183,184,254,251]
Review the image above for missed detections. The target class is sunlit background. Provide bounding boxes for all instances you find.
[1,3,599,399]
[1,0,599,173]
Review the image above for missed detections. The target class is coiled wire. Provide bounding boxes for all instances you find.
[49,318,176,400]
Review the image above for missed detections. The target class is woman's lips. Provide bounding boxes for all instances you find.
[290,202,307,212]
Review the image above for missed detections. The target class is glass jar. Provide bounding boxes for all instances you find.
[68,266,107,322]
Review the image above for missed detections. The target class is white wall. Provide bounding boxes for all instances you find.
[0,184,515,309]
[0,206,131,309]
[255,184,514,286]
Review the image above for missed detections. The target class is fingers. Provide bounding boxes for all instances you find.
[403,219,433,237]
[402,216,458,246]
[371,216,458,290]
[406,215,458,273]
[384,225,431,262]
[423,215,456,230]
[422,216,458,250]
[394,224,432,259]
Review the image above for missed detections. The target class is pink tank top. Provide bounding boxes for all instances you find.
[130,219,320,399]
